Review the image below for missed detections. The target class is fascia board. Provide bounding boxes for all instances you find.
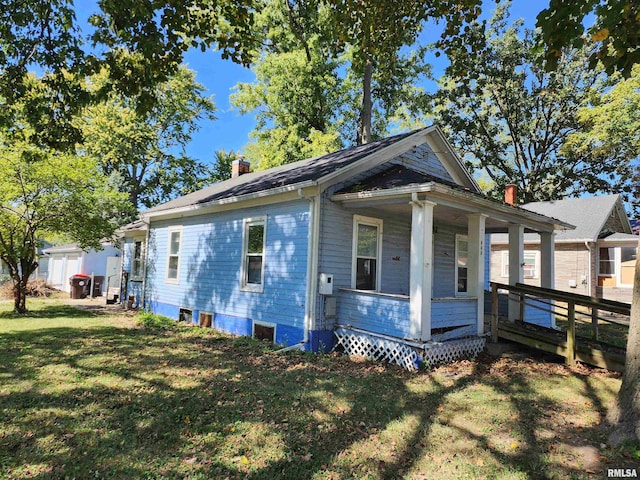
[141,182,319,222]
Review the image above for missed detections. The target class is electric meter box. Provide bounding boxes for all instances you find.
[319,273,334,295]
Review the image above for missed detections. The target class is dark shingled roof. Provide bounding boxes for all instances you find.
[145,129,419,214]
[336,164,465,194]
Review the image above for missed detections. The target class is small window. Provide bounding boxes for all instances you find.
[599,247,615,276]
[351,215,383,291]
[501,250,539,279]
[253,322,275,342]
[199,312,213,328]
[242,217,266,292]
[166,227,182,283]
[456,235,468,295]
[131,239,144,280]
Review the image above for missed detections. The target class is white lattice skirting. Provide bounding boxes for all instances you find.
[334,327,486,370]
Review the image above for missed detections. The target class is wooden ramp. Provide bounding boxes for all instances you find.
[490,283,630,372]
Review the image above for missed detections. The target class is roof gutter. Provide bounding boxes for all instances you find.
[141,180,318,222]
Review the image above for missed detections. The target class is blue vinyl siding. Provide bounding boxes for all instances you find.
[332,143,455,194]
[390,143,454,181]
[432,223,467,298]
[336,290,411,338]
[318,199,411,294]
[432,299,477,329]
[145,200,309,341]
[318,198,469,328]
[524,301,554,328]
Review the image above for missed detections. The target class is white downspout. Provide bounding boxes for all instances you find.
[584,241,592,297]
[277,191,320,353]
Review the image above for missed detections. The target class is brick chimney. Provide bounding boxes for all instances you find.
[232,156,250,178]
[504,184,517,206]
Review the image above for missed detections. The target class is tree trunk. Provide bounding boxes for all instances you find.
[609,237,640,446]
[358,61,373,145]
[13,277,27,314]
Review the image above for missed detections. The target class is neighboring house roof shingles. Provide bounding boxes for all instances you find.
[144,130,419,215]
[492,194,632,244]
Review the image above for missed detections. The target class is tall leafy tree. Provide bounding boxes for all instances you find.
[231,0,344,169]
[211,149,238,182]
[79,65,216,216]
[561,66,640,213]
[536,0,640,77]
[0,0,256,148]
[324,0,483,144]
[235,0,478,166]
[0,79,127,313]
[433,4,635,203]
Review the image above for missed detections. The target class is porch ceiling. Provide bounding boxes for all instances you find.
[335,200,524,233]
[330,183,574,234]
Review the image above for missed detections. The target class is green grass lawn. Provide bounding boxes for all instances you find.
[0,299,634,479]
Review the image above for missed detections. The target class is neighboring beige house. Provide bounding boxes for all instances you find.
[490,194,638,303]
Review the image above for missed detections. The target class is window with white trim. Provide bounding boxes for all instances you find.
[455,235,468,295]
[501,250,539,279]
[242,217,266,292]
[253,321,275,342]
[352,215,383,291]
[598,247,615,276]
[131,239,144,281]
[166,227,182,283]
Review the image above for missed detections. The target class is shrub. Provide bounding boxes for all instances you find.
[137,311,176,330]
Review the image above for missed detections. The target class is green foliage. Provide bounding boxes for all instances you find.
[323,0,479,144]
[231,1,345,168]
[211,149,238,182]
[136,311,176,330]
[0,0,256,149]
[78,65,217,215]
[561,65,640,213]
[0,82,128,313]
[434,4,634,204]
[536,0,639,77]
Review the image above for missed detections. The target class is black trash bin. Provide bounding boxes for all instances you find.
[69,274,91,299]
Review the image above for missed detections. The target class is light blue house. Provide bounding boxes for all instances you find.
[121,126,570,368]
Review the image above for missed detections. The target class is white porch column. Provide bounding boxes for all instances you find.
[540,232,555,289]
[467,214,487,336]
[409,198,436,341]
[508,223,524,321]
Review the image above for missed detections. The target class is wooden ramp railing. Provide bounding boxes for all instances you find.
[490,282,630,372]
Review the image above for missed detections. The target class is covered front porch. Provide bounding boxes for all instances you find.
[327,178,571,368]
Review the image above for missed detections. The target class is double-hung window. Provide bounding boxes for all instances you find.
[599,247,615,276]
[501,250,539,279]
[242,217,266,292]
[166,227,182,283]
[131,239,144,281]
[352,215,383,291]
[455,234,468,295]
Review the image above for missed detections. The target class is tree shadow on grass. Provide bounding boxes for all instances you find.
[0,303,98,319]
[0,324,624,480]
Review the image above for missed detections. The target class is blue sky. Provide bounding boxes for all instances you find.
[178,1,546,166]
[71,1,546,166]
